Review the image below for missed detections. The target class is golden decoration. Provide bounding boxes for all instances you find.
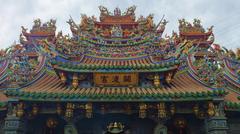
[65,103,74,118]
[154,74,160,87]
[85,103,93,118]
[166,72,173,84]
[207,102,215,117]
[157,102,166,118]
[146,14,154,30]
[139,103,147,118]
[16,102,24,118]
[72,73,78,89]
[60,72,66,83]
[193,104,199,116]
[32,104,39,116]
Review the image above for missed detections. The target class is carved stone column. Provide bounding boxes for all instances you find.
[3,103,25,134]
[205,102,228,134]
[206,116,228,134]
[3,115,25,134]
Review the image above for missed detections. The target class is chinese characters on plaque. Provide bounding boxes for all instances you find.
[94,73,138,86]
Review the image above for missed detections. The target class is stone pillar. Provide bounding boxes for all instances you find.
[206,116,228,134]
[3,115,25,134]
[64,122,78,134]
[3,102,25,134]
[205,102,228,134]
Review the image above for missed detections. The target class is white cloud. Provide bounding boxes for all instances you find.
[0,0,239,50]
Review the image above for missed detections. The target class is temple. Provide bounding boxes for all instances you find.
[0,6,240,134]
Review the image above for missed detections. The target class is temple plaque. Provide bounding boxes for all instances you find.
[94,73,138,86]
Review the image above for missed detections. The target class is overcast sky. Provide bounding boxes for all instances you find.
[0,0,239,50]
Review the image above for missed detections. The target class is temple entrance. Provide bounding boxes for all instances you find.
[24,113,202,134]
[75,113,156,134]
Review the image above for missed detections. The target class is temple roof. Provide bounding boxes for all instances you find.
[53,55,179,73]
[4,73,227,102]
[225,89,240,103]
[0,6,239,112]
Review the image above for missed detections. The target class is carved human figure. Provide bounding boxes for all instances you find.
[146,14,154,30]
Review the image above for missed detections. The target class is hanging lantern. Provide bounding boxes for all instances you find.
[85,103,93,118]
[72,73,78,89]
[139,103,147,118]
